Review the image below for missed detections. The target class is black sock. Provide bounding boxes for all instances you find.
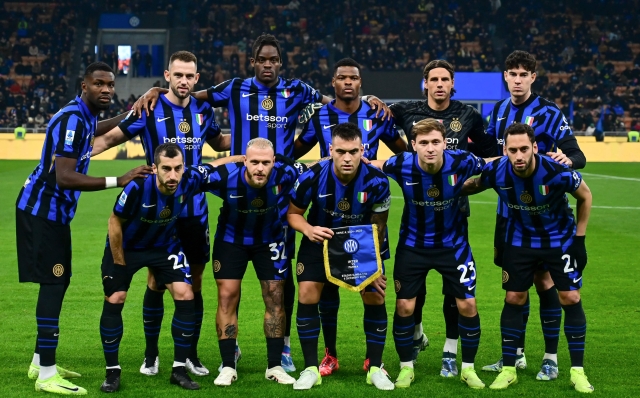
[413,285,426,325]
[501,301,524,367]
[100,301,124,367]
[143,287,164,358]
[172,299,195,364]
[219,339,237,369]
[563,300,587,367]
[36,284,66,367]
[297,302,321,368]
[459,313,481,364]
[266,337,284,368]
[284,269,295,340]
[519,294,530,352]
[364,304,387,368]
[318,285,339,357]
[189,291,203,360]
[393,311,414,362]
[443,294,459,340]
[539,286,562,355]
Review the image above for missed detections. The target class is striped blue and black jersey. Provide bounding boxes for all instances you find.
[298,99,401,159]
[16,96,97,225]
[118,94,220,218]
[383,150,484,248]
[291,161,391,228]
[204,161,304,246]
[207,77,322,157]
[480,154,582,249]
[110,165,215,249]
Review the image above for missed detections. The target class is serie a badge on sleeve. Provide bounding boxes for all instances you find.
[323,224,383,292]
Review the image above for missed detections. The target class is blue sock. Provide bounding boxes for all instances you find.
[393,311,414,362]
[459,313,481,364]
[100,301,124,367]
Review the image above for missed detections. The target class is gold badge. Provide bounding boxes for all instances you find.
[296,262,304,275]
[178,121,191,133]
[53,264,64,277]
[394,280,401,293]
[337,198,350,211]
[449,118,462,132]
[159,207,172,219]
[261,97,274,110]
[427,186,440,198]
[502,270,509,283]
[251,197,264,208]
[520,191,533,204]
[214,260,221,272]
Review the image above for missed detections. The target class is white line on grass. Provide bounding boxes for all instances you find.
[389,197,640,210]
[581,173,640,182]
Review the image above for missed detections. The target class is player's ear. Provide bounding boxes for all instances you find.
[533,142,538,153]
[164,69,170,83]
[250,58,255,68]
[194,72,200,84]
[152,163,158,174]
[531,72,536,82]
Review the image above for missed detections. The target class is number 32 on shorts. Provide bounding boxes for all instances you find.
[269,242,287,260]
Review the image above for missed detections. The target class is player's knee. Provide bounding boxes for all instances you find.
[217,284,240,312]
[298,282,322,304]
[106,291,127,304]
[558,290,581,306]
[505,291,528,305]
[169,282,193,301]
[533,270,554,291]
[361,291,385,305]
[395,299,415,317]
[456,298,477,317]
[261,280,285,307]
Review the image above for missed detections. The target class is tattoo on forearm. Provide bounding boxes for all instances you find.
[224,324,237,338]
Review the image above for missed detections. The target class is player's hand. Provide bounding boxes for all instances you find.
[369,274,387,297]
[298,102,323,124]
[366,95,393,121]
[132,87,163,117]
[571,235,587,271]
[305,226,334,243]
[547,151,573,167]
[117,165,153,186]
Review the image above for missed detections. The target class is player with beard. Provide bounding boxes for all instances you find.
[388,60,497,376]
[17,62,151,395]
[92,51,227,378]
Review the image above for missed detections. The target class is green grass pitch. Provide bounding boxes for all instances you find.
[1,160,639,397]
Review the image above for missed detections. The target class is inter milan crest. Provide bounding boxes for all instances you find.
[159,206,172,219]
[337,198,351,211]
[519,191,533,204]
[213,260,221,272]
[261,96,274,110]
[52,264,64,277]
[251,197,264,208]
[394,280,401,293]
[450,118,462,132]
[427,186,440,198]
[178,121,190,133]
[296,262,305,275]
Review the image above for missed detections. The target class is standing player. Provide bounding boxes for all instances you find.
[293,57,407,376]
[16,62,151,395]
[369,119,489,389]
[98,143,224,392]
[482,50,587,379]
[388,59,497,375]
[287,123,394,391]
[92,51,227,377]
[463,123,593,393]
[132,35,391,372]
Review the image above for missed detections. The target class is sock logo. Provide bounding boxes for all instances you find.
[104,339,117,344]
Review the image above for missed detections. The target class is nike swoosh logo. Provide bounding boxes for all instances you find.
[323,124,336,130]
[297,323,309,327]
[573,276,583,283]
[56,384,79,392]
[185,274,191,278]
[467,284,476,291]
[278,268,288,274]
[54,333,60,336]
[230,195,244,198]
[319,193,332,198]
[142,203,156,208]
[242,93,255,97]
[497,117,506,121]
[156,117,171,122]
[182,333,194,337]
[376,328,387,332]
[467,332,480,336]
[503,339,513,342]
[543,320,556,323]
[381,249,389,254]
[499,187,512,190]
[572,335,585,339]
[395,331,408,335]
[104,339,117,344]
[413,120,419,125]
[144,320,153,323]
[405,181,419,186]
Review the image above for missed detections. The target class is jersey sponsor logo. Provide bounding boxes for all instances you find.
[507,202,550,212]
[157,116,171,122]
[118,192,128,207]
[449,118,462,132]
[79,151,92,161]
[411,198,454,208]
[343,238,359,254]
[362,119,373,132]
[322,208,364,221]
[162,136,202,144]
[261,96,274,110]
[245,114,288,122]
[64,130,75,146]
[445,137,459,149]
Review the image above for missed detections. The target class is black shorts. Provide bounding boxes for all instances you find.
[493,214,508,267]
[176,214,210,265]
[393,243,477,300]
[296,237,383,293]
[101,245,192,297]
[16,209,72,284]
[502,244,585,292]
[212,239,289,281]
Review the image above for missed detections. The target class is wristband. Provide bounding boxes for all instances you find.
[105,177,118,189]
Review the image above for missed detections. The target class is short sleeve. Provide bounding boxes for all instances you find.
[562,169,583,193]
[207,79,234,107]
[388,102,406,126]
[298,117,319,146]
[464,151,486,177]
[185,164,217,192]
[300,81,322,105]
[118,109,146,138]
[479,160,498,188]
[54,114,86,158]
[371,176,391,213]
[204,106,221,140]
[113,181,141,219]
[382,154,402,182]
[202,163,233,197]
[379,117,401,142]
[290,169,316,209]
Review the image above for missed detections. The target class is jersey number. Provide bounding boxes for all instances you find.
[269,242,287,261]
[457,261,476,283]
[168,251,189,270]
[562,254,575,273]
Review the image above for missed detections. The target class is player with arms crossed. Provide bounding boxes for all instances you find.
[293,57,407,376]
[463,123,593,393]
[369,119,490,389]
[16,62,151,395]
[483,50,587,379]
[92,51,227,377]
[287,123,394,391]
[388,60,496,374]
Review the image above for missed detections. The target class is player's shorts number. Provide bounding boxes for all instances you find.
[562,254,575,273]
[205,227,210,246]
[168,251,189,270]
[457,261,477,283]
[269,242,287,261]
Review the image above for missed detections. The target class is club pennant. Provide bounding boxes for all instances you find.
[538,185,549,195]
[448,174,458,186]
[357,192,368,203]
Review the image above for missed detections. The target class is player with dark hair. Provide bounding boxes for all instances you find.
[16,62,151,395]
[92,51,227,378]
[388,59,497,376]
[369,119,492,389]
[288,122,394,391]
[482,50,587,380]
[463,123,593,393]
